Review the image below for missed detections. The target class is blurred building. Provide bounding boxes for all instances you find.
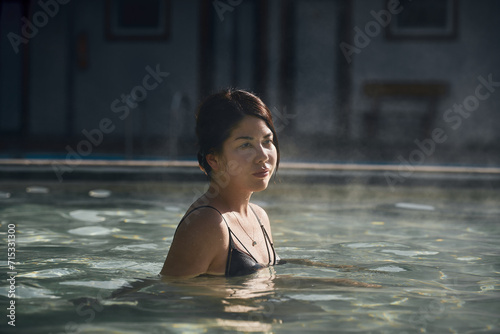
[1,0,499,165]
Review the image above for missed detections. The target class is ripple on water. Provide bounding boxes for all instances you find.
[345,242,410,249]
[68,226,115,236]
[456,256,481,261]
[69,209,132,223]
[60,279,130,290]
[26,186,50,194]
[381,249,439,257]
[395,202,435,211]
[0,286,59,299]
[0,191,11,199]
[18,268,80,279]
[69,210,106,223]
[90,260,139,269]
[289,294,355,301]
[86,260,160,275]
[369,265,407,273]
[113,243,158,252]
[89,189,112,198]
[18,229,72,244]
[164,205,182,212]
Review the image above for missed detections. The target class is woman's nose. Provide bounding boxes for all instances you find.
[254,144,269,164]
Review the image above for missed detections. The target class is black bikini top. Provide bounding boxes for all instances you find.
[177,205,277,277]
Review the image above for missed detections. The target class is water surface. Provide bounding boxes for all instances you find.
[0,181,499,333]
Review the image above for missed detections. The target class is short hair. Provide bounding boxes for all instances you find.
[195,89,280,177]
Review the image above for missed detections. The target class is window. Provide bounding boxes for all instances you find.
[386,0,457,40]
[105,0,170,41]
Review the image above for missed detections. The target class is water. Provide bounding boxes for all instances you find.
[0,181,499,333]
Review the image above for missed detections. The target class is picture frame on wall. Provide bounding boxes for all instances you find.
[386,0,458,40]
[105,0,170,41]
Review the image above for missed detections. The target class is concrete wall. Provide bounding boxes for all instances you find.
[28,0,199,147]
[349,0,500,149]
[292,0,342,135]
[0,3,24,135]
[1,0,499,162]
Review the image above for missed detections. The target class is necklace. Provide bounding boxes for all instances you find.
[231,210,257,246]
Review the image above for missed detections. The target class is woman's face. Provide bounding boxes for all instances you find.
[215,116,277,192]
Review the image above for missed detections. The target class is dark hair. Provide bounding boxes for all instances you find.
[195,89,280,177]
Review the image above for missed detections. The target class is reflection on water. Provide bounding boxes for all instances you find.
[106,268,381,333]
[0,183,499,333]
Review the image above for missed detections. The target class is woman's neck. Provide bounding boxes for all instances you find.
[206,182,252,215]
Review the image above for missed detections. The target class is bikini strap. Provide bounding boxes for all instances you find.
[177,204,275,266]
[249,205,264,227]
[225,207,260,263]
[174,205,227,238]
[177,205,247,255]
[249,205,277,265]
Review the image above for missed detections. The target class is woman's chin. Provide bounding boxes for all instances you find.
[249,179,271,192]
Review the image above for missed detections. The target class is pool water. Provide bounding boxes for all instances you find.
[1,181,499,333]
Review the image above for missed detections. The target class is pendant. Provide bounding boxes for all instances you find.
[252,241,257,246]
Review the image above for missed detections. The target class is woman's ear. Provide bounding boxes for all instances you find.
[206,153,220,172]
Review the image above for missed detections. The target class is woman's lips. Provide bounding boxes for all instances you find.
[253,170,270,178]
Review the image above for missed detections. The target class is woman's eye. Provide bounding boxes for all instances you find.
[263,139,273,146]
[240,143,252,149]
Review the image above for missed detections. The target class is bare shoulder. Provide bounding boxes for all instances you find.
[249,203,270,222]
[161,206,228,277]
[175,206,227,238]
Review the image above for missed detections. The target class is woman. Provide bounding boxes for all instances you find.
[160,89,280,278]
